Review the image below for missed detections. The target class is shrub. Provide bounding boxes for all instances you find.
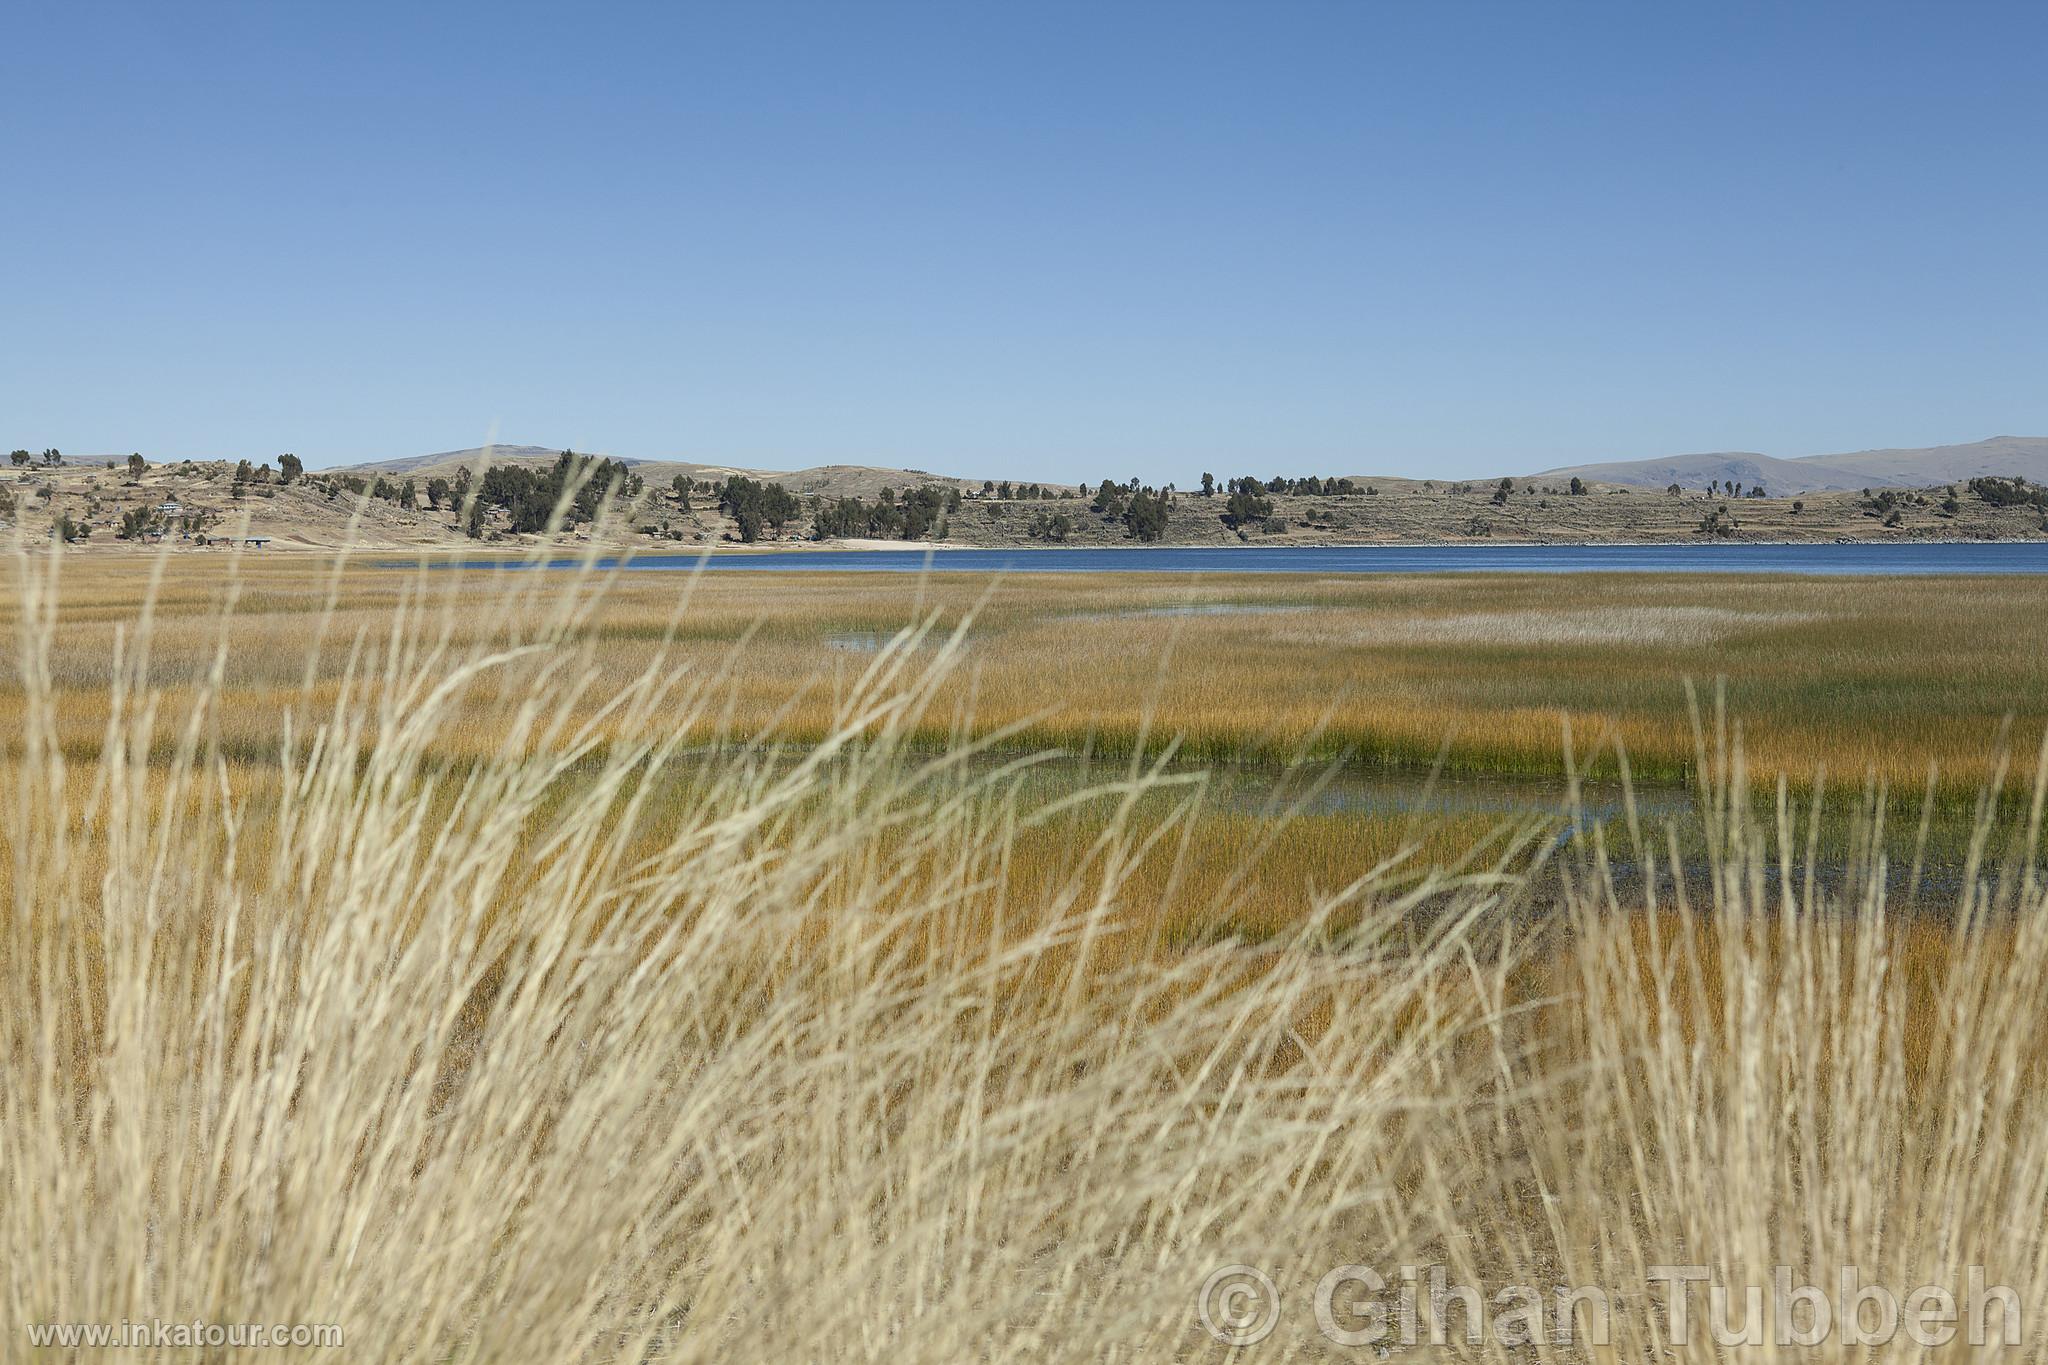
[1698,506,1737,537]
[1968,476,2048,510]
[1027,510,1074,542]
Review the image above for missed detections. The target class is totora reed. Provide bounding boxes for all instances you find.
[6,532,2048,1361]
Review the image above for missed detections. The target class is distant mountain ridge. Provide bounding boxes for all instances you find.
[335,436,2048,500]
[1538,436,2048,495]
[331,445,977,500]
[341,444,581,476]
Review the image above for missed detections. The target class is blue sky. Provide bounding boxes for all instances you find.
[7,1,2046,480]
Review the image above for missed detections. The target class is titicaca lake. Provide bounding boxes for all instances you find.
[449,543,2048,575]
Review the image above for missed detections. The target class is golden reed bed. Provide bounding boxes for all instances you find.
[7,548,2048,789]
[5,538,2048,1361]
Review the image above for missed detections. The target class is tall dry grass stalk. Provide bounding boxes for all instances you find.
[0,535,1529,1361]
[1469,718,2048,1365]
[5,526,2047,1361]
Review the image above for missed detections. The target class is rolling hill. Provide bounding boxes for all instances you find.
[1538,436,2048,495]
[331,446,983,500]
[336,435,2048,502]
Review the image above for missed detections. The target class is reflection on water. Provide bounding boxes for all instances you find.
[1203,764,1690,823]
[428,543,2048,576]
[647,740,2019,913]
[980,752,2008,909]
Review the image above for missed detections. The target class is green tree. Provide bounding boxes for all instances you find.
[1123,487,1171,542]
[467,451,632,532]
[895,485,950,538]
[1090,479,1129,518]
[278,453,303,484]
[716,476,799,538]
[1222,480,1272,529]
[117,507,161,540]
[810,485,951,541]
[1968,476,2048,510]
[127,453,147,479]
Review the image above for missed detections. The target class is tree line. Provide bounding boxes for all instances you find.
[811,485,958,541]
[1195,472,1362,497]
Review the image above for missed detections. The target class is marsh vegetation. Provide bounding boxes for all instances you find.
[7,537,2048,1360]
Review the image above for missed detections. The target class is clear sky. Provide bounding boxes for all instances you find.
[8,1,2046,481]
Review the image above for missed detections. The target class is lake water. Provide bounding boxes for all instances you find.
[473,542,2048,575]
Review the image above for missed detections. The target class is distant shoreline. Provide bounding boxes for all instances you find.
[374,541,2048,580]
[38,532,2048,559]
[803,535,2048,552]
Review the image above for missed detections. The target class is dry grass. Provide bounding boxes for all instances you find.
[6,533,2048,1361]
[5,553,2046,793]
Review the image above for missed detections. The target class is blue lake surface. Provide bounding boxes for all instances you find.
[445,543,2048,575]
